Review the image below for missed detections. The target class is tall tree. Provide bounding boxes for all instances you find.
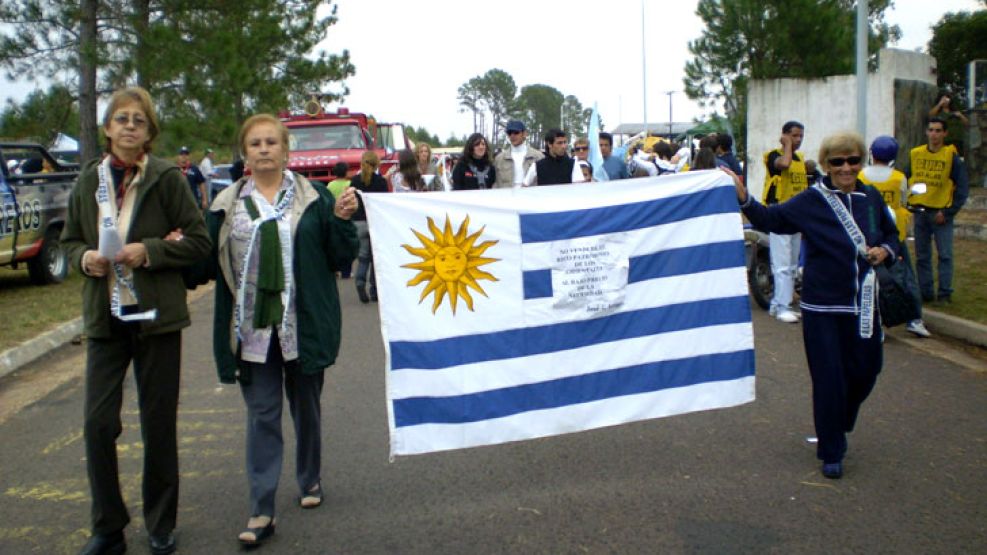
[516,84,563,146]
[457,77,484,134]
[683,0,898,151]
[476,68,517,146]
[0,84,79,144]
[928,7,987,106]
[561,95,592,138]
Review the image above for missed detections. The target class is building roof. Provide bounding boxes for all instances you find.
[610,122,695,137]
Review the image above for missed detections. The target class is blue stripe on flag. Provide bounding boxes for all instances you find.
[522,240,745,300]
[393,349,755,427]
[519,186,733,243]
[522,268,553,299]
[390,295,751,371]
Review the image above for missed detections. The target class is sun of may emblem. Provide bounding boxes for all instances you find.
[402,214,500,315]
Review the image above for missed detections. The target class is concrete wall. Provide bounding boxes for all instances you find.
[746,48,937,200]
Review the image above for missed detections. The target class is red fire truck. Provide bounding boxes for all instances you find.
[279,99,410,184]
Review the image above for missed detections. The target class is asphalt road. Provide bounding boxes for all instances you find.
[0,283,984,554]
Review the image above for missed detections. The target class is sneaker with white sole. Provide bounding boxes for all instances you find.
[906,319,931,338]
[776,310,800,323]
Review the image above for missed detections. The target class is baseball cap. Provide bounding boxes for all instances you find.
[505,120,525,133]
[179,146,190,154]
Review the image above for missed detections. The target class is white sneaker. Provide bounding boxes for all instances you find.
[776,310,799,324]
[906,319,931,338]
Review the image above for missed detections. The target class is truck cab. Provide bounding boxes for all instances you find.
[0,142,76,284]
[280,103,410,184]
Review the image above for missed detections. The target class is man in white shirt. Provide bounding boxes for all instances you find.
[199,148,217,201]
[493,120,544,188]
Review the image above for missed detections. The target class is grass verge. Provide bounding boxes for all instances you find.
[0,268,83,352]
[910,237,987,325]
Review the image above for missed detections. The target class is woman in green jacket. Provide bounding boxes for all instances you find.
[62,87,211,555]
[199,114,358,547]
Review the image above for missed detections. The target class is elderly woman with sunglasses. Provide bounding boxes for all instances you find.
[728,131,899,480]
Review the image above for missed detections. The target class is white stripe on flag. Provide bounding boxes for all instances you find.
[364,172,755,457]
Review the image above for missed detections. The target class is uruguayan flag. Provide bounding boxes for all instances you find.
[363,171,755,457]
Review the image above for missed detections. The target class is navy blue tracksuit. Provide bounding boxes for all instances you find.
[743,178,899,463]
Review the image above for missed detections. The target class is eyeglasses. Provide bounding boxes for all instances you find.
[112,113,148,128]
[506,130,522,135]
[827,156,862,167]
[573,146,589,152]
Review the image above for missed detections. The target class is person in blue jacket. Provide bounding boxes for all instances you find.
[727,131,900,480]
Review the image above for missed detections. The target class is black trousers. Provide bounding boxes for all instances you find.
[84,317,181,536]
[801,311,883,464]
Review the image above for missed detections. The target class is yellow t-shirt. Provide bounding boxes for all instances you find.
[762,149,807,204]
[907,145,955,209]
[859,168,909,241]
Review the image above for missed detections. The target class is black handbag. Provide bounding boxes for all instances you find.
[875,265,919,328]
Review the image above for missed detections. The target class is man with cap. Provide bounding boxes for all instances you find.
[199,148,217,202]
[177,146,207,210]
[494,119,544,188]
[859,135,930,338]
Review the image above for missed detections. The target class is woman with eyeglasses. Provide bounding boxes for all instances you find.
[62,86,211,555]
[452,133,496,190]
[729,131,899,480]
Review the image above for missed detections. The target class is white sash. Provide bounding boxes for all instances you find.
[813,184,876,338]
[95,158,158,322]
[233,172,295,342]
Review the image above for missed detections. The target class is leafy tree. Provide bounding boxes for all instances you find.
[683,0,898,151]
[561,95,593,139]
[405,125,441,148]
[516,84,563,146]
[0,84,79,144]
[928,6,987,106]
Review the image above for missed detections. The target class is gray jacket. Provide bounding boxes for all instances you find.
[493,145,544,188]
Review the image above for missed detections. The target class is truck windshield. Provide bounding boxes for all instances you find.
[288,124,366,151]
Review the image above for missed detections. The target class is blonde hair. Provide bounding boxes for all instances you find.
[415,142,432,159]
[103,87,160,153]
[818,132,866,172]
[238,113,290,159]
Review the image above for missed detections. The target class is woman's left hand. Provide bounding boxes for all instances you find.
[116,242,148,268]
[866,246,888,266]
[334,187,358,220]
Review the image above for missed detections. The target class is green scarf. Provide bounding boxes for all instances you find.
[243,195,285,329]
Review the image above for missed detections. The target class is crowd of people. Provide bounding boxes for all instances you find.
[63,84,970,555]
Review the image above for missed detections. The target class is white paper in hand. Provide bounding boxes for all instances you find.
[98,225,124,259]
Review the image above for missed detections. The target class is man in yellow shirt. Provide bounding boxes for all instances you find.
[762,121,807,323]
[859,136,929,337]
[906,117,969,304]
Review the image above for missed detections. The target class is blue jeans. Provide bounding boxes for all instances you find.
[913,211,954,300]
[890,243,923,319]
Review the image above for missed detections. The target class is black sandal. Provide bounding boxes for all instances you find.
[300,483,323,509]
[238,517,275,548]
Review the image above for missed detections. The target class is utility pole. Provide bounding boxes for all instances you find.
[856,0,868,138]
[665,91,675,137]
[641,0,648,137]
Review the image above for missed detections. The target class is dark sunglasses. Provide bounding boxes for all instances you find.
[573,146,589,151]
[827,156,862,167]
[507,130,522,135]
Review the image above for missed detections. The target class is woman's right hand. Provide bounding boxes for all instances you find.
[722,168,747,203]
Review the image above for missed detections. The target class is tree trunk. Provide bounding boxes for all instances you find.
[78,0,100,163]
[134,0,150,90]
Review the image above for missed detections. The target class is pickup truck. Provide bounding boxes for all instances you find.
[0,142,77,284]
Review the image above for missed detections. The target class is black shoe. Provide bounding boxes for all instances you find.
[149,533,176,555]
[78,531,126,555]
[921,294,935,303]
[821,461,843,479]
[357,287,370,304]
[936,295,951,304]
[369,290,378,302]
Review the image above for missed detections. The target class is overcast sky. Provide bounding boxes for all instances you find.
[2,0,982,140]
